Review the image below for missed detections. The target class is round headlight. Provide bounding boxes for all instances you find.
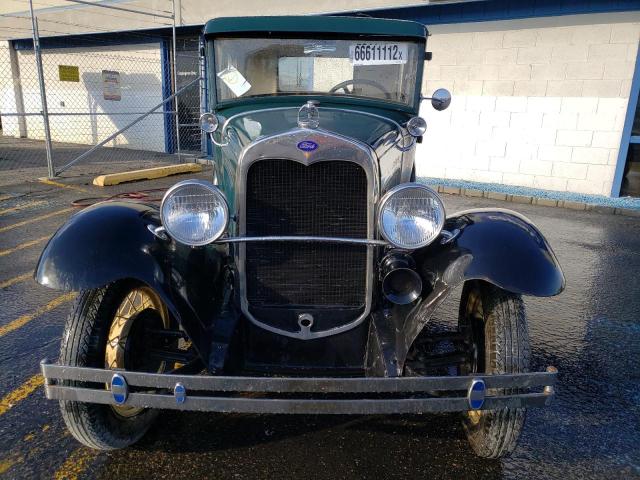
[378,183,445,249]
[160,180,228,246]
[406,116,427,137]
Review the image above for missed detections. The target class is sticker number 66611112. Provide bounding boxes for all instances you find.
[349,43,408,66]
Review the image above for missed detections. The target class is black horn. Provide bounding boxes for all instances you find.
[380,252,422,305]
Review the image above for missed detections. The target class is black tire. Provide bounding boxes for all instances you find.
[458,281,530,459]
[59,282,159,450]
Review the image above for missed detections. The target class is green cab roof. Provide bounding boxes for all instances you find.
[204,15,427,39]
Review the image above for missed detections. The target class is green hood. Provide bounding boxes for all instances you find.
[212,101,414,218]
[217,100,411,147]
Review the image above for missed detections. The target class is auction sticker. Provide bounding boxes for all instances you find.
[349,42,408,66]
[217,66,251,97]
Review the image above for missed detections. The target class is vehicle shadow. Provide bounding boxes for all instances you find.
[94,412,504,479]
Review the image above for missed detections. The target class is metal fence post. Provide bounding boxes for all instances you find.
[171,0,182,163]
[8,44,27,138]
[28,0,55,178]
[199,35,207,156]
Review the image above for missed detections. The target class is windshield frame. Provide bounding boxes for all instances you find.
[206,33,426,113]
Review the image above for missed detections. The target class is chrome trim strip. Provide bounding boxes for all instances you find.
[440,228,461,245]
[147,224,168,241]
[208,130,229,147]
[235,127,380,340]
[216,236,387,246]
[395,135,416,152]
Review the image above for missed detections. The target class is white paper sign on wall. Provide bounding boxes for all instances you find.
[102,70,121,101]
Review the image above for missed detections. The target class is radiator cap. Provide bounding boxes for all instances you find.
[298,100,320,129]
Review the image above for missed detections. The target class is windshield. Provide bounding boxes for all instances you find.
[212,37,421,106]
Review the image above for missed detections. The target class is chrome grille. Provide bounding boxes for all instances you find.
[245,159,368,308]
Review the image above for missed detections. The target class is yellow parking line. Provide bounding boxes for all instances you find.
[0,374,44,416]
[0,236,49,257]
[38,178,88,193]
[0,423,50,476]
[53,447,96,480]
[0,292,74,338]
[0,200,47,216]
[0,453,23,475]
[0,208,74,234]
[0,273,32,289]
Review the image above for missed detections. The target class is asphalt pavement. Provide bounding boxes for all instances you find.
[0,169,639,479]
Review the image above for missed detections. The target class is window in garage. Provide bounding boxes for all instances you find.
[621,139,640,197]
[614,46,640,197]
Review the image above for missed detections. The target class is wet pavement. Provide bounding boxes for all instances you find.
[0,170,639,479]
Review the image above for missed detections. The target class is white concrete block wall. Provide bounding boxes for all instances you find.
[0,42,21,136]
[417,16,640,196]
[11,43,166,152]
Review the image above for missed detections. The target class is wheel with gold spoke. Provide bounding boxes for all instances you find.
[105,286,170,418]
[58,281,175,450]
[458,280,530,459]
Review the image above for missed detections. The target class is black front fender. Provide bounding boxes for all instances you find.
[415,208,565,297]
[35,201,228,361]
[394,208,565,372]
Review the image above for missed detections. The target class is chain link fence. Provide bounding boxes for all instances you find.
[0,1,205,180]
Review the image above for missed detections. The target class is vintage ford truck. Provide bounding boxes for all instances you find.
[36,15,564,458]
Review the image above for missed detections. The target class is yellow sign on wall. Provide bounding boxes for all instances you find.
[58,65,79,82]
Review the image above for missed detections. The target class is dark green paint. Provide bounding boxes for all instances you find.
[205,16,427,113]
[204,15,427,39]
[214,95,418,120]
[211,105,405,215]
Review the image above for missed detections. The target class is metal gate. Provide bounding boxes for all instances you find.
[0,0,205,180]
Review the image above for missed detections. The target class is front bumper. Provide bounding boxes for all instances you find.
[40,360,557,415]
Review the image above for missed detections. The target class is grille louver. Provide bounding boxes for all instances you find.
[245,159,368,308]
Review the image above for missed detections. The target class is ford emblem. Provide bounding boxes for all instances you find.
[297,140,318,152]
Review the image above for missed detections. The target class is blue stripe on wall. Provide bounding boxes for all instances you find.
[161,39,174,155]
[355,0,640,25]
[12,25,202,51]
[201,33,214,158]
[12,34,162,51]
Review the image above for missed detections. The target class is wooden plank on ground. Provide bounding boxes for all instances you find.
[93,163,202,186]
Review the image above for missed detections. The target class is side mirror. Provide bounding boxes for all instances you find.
[200,112,219,133]
[431,88,451,111]
[200,112,229,147]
